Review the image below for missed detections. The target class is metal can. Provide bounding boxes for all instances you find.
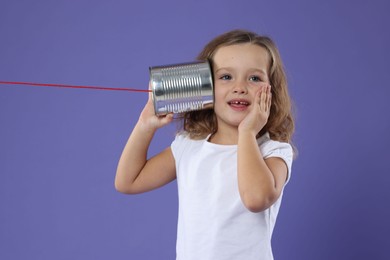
[150,60,214,115]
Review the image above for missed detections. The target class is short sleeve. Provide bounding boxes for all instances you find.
[171,133,189,162]
[259,138,294,184]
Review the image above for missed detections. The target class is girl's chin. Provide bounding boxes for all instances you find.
[215,109,248,128]
[217,117,246,129]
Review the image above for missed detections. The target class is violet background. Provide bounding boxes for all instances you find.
[1,0,389,259]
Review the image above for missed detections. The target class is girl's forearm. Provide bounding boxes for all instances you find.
[115,121,156,193]
[237,132,277,212]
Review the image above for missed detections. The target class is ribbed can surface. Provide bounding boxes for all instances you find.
[150,61,214,115]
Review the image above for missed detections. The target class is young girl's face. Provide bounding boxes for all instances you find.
[212,43,270,130]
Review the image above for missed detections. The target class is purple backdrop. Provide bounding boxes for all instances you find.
[1,0,389,259]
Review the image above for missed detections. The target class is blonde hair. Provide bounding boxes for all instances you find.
[179,29,295,144]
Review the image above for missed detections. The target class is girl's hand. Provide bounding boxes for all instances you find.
[137,86,174,133]
[238,84,272,136]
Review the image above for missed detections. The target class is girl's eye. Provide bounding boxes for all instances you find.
[249,76,262,82]
[219,74,232,80]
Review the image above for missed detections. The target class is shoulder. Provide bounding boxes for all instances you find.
[171,131,191,148]
[258,132,294,179]
[258,133,293,157]
[171,131,209,159]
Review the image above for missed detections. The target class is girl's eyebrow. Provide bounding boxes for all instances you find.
[214,67,230,73]
[215,67,267,76]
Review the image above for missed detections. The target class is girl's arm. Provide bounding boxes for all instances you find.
[115,94,176,194]
[237,133,288,212]
[237,85,288,212]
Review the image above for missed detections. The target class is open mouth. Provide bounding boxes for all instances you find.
[228,100,250,106]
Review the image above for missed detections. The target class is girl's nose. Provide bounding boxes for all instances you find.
[232,81,248,94]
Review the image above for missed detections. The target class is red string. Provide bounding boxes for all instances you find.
[0,81,151,93]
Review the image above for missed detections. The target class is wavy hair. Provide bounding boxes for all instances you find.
[178,29,295,144]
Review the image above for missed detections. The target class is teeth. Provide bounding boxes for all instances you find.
[230,101,248,105]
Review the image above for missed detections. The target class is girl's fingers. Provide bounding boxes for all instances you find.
[253,89,261,108]
[148,82,153,101]
[160,113,174,126]
[265,85,271,112]
[260,86,267,111]
[257,85,271,113]
[267,86,272,112]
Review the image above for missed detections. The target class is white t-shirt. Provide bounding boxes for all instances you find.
[171,132,293,260]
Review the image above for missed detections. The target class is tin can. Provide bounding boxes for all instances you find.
[150,60,214,115]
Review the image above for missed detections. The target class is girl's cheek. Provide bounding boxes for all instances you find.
[249,84,263,94]
[249,81,265,89]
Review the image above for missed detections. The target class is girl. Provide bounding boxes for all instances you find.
[115,29,295,260]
